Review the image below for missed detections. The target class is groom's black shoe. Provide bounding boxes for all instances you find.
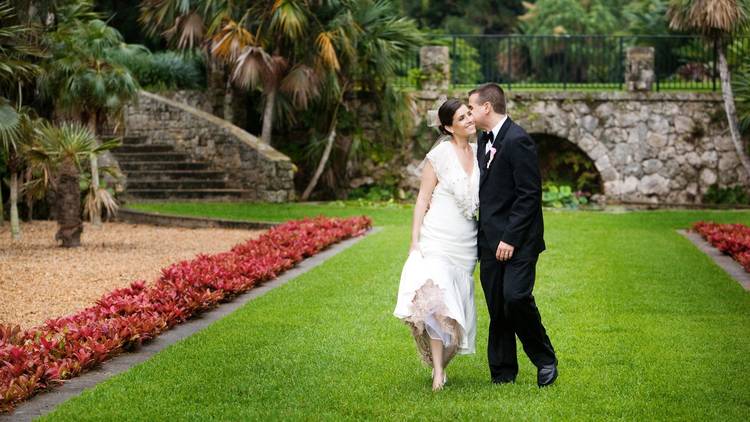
[537,363,558,387]
[491,376,516,385]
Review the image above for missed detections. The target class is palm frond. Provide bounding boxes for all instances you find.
[280,64,319,109]
[231,45,274,89]
[316,31,340,71]
[271,0,308,40]
[83,186,118,221]
[211,20,254,62]
[668,0,750,36]
[0,97,20,152]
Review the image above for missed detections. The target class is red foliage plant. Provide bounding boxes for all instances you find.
[0,216,371,413]
[692,221,750,272]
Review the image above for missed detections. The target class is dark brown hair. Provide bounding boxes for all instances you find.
[438,98,463,135]
[468,83,506,114]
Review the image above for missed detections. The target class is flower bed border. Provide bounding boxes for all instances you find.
[0,216,372,414]
[679,224,750,291]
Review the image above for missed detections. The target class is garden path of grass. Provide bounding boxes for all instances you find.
[40,203,750,420]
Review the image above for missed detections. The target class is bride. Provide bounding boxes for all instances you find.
[393,99,479,391]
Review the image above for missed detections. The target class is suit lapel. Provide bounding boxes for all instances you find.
[478,131,489,173]
[479,118,513,189]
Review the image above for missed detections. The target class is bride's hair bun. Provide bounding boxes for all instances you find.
[438,99,462,136]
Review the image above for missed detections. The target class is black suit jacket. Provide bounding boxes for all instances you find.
[477,118,545,260]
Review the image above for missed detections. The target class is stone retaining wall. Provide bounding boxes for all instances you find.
[124,91,294,202]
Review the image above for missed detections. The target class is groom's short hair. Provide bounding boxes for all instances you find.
[469,83,506,115]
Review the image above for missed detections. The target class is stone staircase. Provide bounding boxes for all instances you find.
[113,135,248,200]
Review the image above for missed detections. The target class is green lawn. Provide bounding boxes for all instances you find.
[41,203,750,421]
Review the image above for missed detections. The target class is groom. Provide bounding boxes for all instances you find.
[467,83,558,387]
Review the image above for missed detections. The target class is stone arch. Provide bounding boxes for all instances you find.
[515,109,620,199]
[530,132,604,194]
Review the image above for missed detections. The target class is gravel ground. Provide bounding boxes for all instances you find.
[0,221,264,329]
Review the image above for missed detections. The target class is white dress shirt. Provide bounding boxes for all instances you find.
[485,114,508,155]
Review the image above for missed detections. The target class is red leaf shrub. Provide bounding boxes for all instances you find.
[692,221,750,272]
[0,216,371,412]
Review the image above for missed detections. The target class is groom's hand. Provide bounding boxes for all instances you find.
[496,242,515,261]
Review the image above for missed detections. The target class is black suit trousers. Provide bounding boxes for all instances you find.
[479,244,556,380]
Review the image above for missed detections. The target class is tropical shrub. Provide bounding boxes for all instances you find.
[107,50,205,91]
[693,221,750,272]
[702,184,750,205]
[542,183,589,209]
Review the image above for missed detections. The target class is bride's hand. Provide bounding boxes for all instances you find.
[409,242,422,255]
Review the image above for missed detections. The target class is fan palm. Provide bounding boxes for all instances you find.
[139,0,240,117]
[668,0,750,180]
[40,1,138,226]
[140,0,332,145]
[226,0,325,145]
[27,122,120,247]
[301,0,423,199]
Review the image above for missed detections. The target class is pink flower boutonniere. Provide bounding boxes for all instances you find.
[487,146,497,169]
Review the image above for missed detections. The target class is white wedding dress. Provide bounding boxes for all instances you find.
[393,141,479,365]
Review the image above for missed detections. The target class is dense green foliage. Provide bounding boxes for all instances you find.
[106,50,205,91]
[703,184,750,206]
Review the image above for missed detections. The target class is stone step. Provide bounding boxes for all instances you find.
[120,135,148,145]
[126,179,228,190]
[126,189,247,199]
[114,144,175,154]
[113,152,191,162]
[119,161,211,171]
[123,170,226,181]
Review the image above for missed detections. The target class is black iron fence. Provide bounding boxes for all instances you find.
[396,34,750,91]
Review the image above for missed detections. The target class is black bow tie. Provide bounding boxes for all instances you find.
[481,131,494,144]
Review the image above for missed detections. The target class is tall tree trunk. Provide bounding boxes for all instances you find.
[24,168,33,221]
[207,59,226,117]
[260,86,277,145]
[301,87,347,200]
[302,128,337,201]
[55,158,82,247]
[10,172,20,241]
[718,45,750,180]
[0,178,5,227]
[87,113,102,227]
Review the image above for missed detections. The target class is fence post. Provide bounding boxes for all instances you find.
[619,37,624,90]
[451,35,457,88]
[507,36,512,91]
[563,37,568,90]
[712,38,718,92]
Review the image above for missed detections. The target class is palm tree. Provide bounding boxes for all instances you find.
[226,0,324,145]
[40,2,138,227]
[301,0,423,199]
[0,0,44,240]
[668,0,750,180]
[27,122,120,247]
[140,0,328,145]
[139,0,239,118]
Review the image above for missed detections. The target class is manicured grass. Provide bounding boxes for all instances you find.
[41,203,750,420]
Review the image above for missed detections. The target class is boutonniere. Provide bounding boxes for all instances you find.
[487,146,497,169]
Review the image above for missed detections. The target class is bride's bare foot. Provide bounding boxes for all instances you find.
[432,369,447,391]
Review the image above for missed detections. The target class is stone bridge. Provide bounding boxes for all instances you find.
[415,90,746,205]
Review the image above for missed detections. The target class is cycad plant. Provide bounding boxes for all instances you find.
[27,122,120,247]
[40,1,138,227]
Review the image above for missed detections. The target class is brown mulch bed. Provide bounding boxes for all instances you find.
[0,221,264,329]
